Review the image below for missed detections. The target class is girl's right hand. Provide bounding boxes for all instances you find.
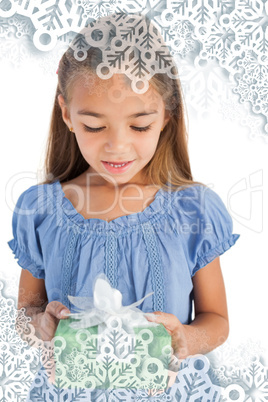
[17,271,70,343]
[35,301,70,342]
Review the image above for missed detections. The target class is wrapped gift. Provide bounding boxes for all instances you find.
[53,274,172,390]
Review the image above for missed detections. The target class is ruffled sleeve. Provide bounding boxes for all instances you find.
[180,185,240,277]
[7,185,45,279]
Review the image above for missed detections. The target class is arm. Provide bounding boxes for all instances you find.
[182,256,229,356]
[145,257,229,359]
[17,269,70,342]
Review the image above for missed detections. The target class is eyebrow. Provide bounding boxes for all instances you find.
[77,110,158,118]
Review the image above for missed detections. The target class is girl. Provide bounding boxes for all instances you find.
[8,12,240,400]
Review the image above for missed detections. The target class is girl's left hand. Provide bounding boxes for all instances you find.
[145,311,189,359]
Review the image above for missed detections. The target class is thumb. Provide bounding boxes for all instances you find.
[45,301,70,320]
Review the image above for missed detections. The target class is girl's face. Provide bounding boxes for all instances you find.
[58,74,170,187]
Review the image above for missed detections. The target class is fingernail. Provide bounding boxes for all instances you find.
[59,309,69,318]
[144,313,156,321]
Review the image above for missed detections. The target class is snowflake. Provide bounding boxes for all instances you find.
[135,387,172,400]
[0,272,19,301]
[53,317,171,390]
[233,49,268,120]
[203,22,236,65]
[70,13,179,93]
[0,281,37,400]
[222,356,268,402]
[0,17,10,38]
[166,355,223,400]
[78,0,118,19]
[179,57,232,120]
[0,0,267,129]
[217,78,268,140]
[1,278,268,401]
[7,13,35,39]
[231,0,268,57]
[168,20,196,57]
[208,339,266,371]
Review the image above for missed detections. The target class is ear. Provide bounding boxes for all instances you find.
[57,94,72,128]
[163,110,171,129]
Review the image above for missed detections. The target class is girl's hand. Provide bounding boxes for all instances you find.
[34,301,70,342]
[145,311,189,359]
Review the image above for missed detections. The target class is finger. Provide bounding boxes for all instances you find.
[152,311,173,319]
[144,311,168,320]
[144,313,157,322]
[45,301,70,320]
[145,315,172,335]
[146,312,170,325]
[151,314,182,333]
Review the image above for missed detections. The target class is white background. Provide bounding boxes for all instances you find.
[1,57,268,362]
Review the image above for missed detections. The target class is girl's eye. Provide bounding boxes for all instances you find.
[83,124,152,133]
[131,125,152,132]
[83,125,105,133]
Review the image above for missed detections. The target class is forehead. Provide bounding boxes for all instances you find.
[69,73,164,113]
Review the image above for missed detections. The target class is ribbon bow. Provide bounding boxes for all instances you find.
[67,274,158,333]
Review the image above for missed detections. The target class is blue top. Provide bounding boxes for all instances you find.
[7,180,240,325]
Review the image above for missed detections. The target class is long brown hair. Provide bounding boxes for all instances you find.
[41,14,207,192]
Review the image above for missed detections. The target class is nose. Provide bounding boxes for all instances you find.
[104,128,131,153]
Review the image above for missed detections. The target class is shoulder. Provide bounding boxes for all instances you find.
[162,184,235,239]
[13,182,55,216]
[164,184,227,218]
[9,181,61,252]
[164,184,240,276]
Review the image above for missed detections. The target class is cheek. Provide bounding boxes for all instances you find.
[75,135,98,158]
[137,134,160,156]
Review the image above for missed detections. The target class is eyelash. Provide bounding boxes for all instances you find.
[83,125,152,133]
[133,125,152,132]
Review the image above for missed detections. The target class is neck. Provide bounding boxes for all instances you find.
[85,168,150,190]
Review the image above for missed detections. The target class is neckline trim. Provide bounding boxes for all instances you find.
[53,179,168,229]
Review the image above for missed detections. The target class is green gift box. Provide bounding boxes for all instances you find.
[53,316,172,390]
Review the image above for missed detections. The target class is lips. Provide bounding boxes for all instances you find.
[102,160,134,173]
[104,161,129,167]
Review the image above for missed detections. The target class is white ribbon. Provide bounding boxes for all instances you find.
[67,274,158,333]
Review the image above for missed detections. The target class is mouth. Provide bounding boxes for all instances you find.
[103,161,130,167]
[102,160,134,173]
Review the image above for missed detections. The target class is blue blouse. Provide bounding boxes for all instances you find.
[7,180,240,325]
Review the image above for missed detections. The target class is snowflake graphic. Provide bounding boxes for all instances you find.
[221,356,268,402]
[7,13,35,39]
[231,0,268,57]
[78,0,118,20]
[68,13,180,93]
[0,281,36,400]
[233,49,268,123]
[53,315,171,391]
[1,277,268,401]
[167,20,196,57]
[0,0,267,132]
[0,279,65,401]
[166,355,223,400]
[219,94,268,141]
[135,387,172,400]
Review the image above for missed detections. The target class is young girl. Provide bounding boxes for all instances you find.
[8,12,240,400]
